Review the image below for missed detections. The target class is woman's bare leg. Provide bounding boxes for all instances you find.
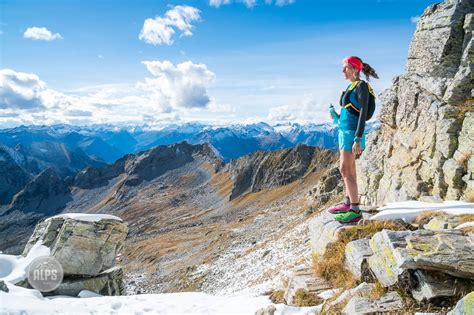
[340,150,359,204]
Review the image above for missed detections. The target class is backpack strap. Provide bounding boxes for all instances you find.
[343,80,362,114]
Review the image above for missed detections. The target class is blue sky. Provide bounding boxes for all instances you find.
[0,0,438,127]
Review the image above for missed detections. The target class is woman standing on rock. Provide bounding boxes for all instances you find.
[328,56,379,223]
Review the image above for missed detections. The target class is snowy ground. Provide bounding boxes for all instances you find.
[0,285,322,315]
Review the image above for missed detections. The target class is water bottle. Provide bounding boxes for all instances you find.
[329,104,339,125]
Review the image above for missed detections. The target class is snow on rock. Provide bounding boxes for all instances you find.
[0,241,50,284]
[370,200,474,223]
[48,213,123,223]
[455,221,474,230]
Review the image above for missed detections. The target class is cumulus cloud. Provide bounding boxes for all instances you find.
[0,62,217,127]
[23,27,63,41]
[139,5,201,46]
[138,60,216,109]
[210,0,294,8]
[0,69,46,109]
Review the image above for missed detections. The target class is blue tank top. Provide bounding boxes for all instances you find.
[339,83,360,131]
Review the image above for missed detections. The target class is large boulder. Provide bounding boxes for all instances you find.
[23,214,128,276]
[308,211,370,256]
[369,229,474,283]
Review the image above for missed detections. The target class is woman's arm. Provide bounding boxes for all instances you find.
[355,81,369,138]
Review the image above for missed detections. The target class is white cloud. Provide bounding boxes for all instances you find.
[0,62,217,127]
[267,94,332,124]
[138,60,216,109]
[139,5,201,46]
[265,0,295,6]
[23,27,63,41]
[410,16,420,24]
[210,0,294,8]
[0,69,46,109]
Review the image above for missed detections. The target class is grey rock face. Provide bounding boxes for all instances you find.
[411,270,473,302]
[342,291,404,315]
[0,146,31,205]
[23,216,128,276]
[448,291,474,315]
[358,0,473,205]
[7,168,71,215]
[0,280,8,293]
[226,144,335,200]
[307,166,344,205]
[344,239,374,280]
[48,266,124,297]
[74,141,223,189]
[368,229,474,287]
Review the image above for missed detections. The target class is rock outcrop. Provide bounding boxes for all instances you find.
[7,168,71,215]
[226,144,336,200]
[23,214,128,296]
[358,0,474,205]
[0,145,31,205]
[74,141,223,189]
[368,229,474,285]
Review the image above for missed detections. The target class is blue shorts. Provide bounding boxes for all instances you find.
[338,129,366,151]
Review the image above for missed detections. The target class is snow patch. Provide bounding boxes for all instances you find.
[455,221,474,230]
[48,213,123,222]
[0,241,50,284]
[370,200,474,223]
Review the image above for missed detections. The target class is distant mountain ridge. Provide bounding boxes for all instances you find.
[0,121,380,163]
[0,121,379,206]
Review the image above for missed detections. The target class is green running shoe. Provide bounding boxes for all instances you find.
[335,210,362,223]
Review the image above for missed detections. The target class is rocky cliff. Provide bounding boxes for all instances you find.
[225,144,336,200]
[358,0,473,205]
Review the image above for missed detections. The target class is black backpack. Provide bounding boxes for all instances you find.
[339,80,376,121]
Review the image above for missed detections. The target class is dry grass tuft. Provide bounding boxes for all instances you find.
[461,226,474,233]
[459,214,474,224]
[457,97,474,120]
[369,281,387,300]
[414,210,447,226]
[293,288,323,307]
[269,290,286,304]
[462,190,474,203]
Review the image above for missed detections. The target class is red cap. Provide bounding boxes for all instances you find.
[344,56,363,71]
